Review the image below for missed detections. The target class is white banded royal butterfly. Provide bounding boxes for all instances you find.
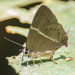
[27,5,68,58]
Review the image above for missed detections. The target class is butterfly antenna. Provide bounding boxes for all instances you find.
[67,27,72,36]
[4,37,26,49]
[68,27,70,34]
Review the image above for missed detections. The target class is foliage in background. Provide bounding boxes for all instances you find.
[1,0,75,75]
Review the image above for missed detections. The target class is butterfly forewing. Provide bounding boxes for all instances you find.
[32,5,58,28]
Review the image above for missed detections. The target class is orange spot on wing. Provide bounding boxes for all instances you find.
[63,35,66,37]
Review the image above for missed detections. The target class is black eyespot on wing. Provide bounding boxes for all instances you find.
[46,28,48,30]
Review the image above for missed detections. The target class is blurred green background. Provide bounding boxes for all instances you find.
[0,0,75,75]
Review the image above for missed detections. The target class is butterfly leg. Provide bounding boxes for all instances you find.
[51,58,57,64]
[31,57,35,66]
[48,56,57,64]
[22,49,29,66]
[39,55,43,64]
[22,49,25,61]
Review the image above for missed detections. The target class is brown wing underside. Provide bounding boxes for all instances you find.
[27,5,68,52]
[32,5,58,28]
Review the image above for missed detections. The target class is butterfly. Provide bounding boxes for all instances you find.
[27,5,68,59]
[4,5,68,65]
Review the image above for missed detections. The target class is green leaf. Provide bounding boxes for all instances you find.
[0,0,43,22]
[5,25,29,37]
[6,1,75,75]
